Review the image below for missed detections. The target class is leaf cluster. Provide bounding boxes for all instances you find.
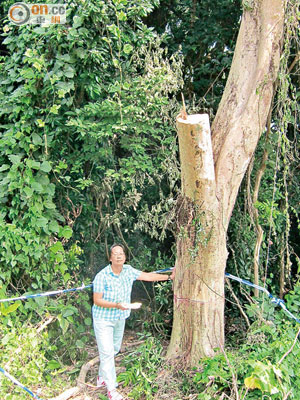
[193,319,300,399]
[118,336,163,399]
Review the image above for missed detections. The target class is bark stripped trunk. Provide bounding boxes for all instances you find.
[168,0,285,365]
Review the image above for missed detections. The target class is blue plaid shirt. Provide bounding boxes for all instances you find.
[92,264,141,320]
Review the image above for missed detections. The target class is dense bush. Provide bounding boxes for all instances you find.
[194,318,300,399]
[0,0,182,297]
[0,306,66,400]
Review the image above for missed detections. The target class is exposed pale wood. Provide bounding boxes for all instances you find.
[37,316,55,333]
[49,387,81,400]
[176,114,216,203]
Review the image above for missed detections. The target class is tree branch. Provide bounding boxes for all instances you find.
[226,278,250,328]
[211,0,285,228]
[277,326,300,365]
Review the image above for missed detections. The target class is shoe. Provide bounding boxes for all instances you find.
[97,376,106,387]
[107,388,123,400]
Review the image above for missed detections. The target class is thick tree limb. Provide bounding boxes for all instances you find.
[211,0,285,228]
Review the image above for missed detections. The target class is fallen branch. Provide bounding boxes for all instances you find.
[48,356,99,400]
[77,356,99,388]
[49,387,81,400]
[122,340,145,351]
[37,316,55,334]
[48,340,144,399]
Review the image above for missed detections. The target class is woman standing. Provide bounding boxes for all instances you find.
[92,244,172,400]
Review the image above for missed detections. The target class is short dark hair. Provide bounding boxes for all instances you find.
[109,243,126,264]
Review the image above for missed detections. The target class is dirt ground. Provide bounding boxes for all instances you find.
[54,330,143,400]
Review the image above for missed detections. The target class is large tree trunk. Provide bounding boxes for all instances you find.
[168,0,285,365]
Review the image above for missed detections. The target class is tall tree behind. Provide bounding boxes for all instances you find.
[144,0,241,111]
[168,0,285,365]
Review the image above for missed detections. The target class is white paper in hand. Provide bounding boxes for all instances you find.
[120,302,142,309]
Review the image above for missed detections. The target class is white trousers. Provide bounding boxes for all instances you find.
[93,318,126,391]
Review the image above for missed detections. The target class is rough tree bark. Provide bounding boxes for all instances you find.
[167,0,285,366]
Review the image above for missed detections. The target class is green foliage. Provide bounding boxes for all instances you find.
[0,301,21,318]
[45,291,93,363]
[0,320,66,399]
[0,287,94,397]
[118,337,163,399]
[242,0,254,11]
[0,0,182,289]
[145,0,242,112]
[0,0,299,399]
[193,318,300,399]
[244,360,282,395]
[151,279,173,335]
[0,6,76,287]
[285,284,300,316]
